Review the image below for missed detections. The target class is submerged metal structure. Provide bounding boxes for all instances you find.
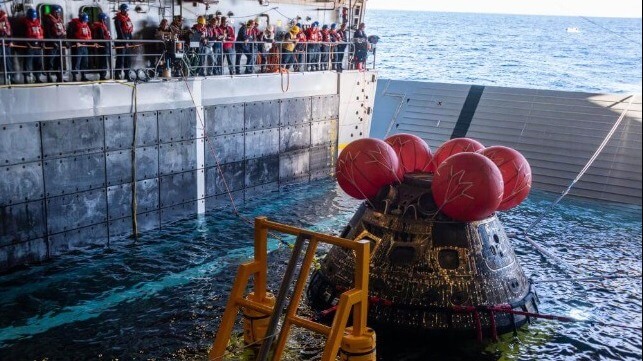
[308,173,539,338]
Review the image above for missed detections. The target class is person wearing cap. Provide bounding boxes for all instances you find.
[353,22,368,71]
[335,23,348,72]
[23,8,45,83]
[92,13,112,80]
[114,4,134,79]
[68,13,92,81]
[207,16,222,75]
[218,16,235,75]
[43,5,66,82]
[305,21,321,71]
[259,25,274,73]
[329,23,341,71]
[0,4,14,84]
[294,23,307,72]
[281,25,298,70]
[192,16,211,76]
[235,19,256,74]
[319,24,331,71]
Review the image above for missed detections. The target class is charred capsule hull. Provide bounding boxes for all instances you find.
[307,174,538,337]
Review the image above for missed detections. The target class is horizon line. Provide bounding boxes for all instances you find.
[366,7,643,19]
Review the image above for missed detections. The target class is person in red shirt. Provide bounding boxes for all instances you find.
[43,5,66,82]
[0,4,14,84]
[91,13,111,80]
[219,17,235,75]
[69,13,92,81]
[305,22,321,71]
[294,23,307,72]
[329,23,341,71]
[320,24,331,71]
[113,4,134,80]
[207,16,222,75]
[23,8,44,83]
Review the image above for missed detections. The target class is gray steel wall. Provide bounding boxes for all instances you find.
[0,95,339,272]
[372,80,642,205]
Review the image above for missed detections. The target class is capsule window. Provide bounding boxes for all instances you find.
[438,249,460,270]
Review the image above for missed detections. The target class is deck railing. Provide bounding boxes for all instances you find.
[1,37,365,85]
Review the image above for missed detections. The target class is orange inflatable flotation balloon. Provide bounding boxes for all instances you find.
[429,138,485,172]
[336,138,403,200]
[479,146,532,211]
[385,133,433,174]
[432,152,504,222]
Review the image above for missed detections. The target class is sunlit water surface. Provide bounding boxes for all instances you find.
[0,180,640,360]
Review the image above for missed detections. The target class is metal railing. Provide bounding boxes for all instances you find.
[209,217,374,361]
[1,37,365,85]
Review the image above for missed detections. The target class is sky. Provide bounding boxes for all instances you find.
[367,0,643,18]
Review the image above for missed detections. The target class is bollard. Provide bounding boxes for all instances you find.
[242,292,276,346]
[339,327,376,361]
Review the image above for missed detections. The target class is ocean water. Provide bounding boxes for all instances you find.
[0,180,641,360]
[364,10,643,94]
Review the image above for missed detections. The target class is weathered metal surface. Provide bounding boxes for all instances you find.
[280,97,312,126]
[0,162,44,206]
[41,117,104,159]
[205,161,246,196]
[204,191,244,211]
[0,239,48,271]
[279,149,310,182]
[160,171,198,208]
[106,150,132,187]
[46,190,108,234]
[136,112,159,146]
[49,223,108,256]
[207,133,245,166]
[245,100,280,131]
[159,140,197,176]
[311,119,338,147]
[160,201,197,225]
[280,124,311,153]
[205,104,245,136]
[136,146,160,181]
[245,129,279,160]
[312,95,340,121]
[104,114,135,151]
[245,156,280,188]
[107,179,159,221]
[0,200,47,247]
[44,154,106,196]
[158,108,197,143]
[108,211,160,240]
[309,145,333,172]
[0,122,41,165]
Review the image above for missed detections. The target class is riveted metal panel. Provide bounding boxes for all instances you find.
[49,223,108,256]
[280,175,311,188]
[205,191,244,211]
[107,178,162,220]
[160,171,198,208]
[160,201,197,225]
[46,190,108,234]
[205,162,245,197]
[104,114,134,151]
[159,140,197,176]
[0,200,47,247]
[312,95,339,121]
[279,149,310,182]
[245,156,280,188]
[44,153,106,196]
[106,150,132,187]
[280,123,311,153]
[310,145,333,172]
[206,104,245,136]
[0,162,44,207]
[0,122,41,165]
[245,128,279,160]
[41,117,104,159]
[108,211,160,240]
[0,239,48,272]
[136,145,159,181]
[245,182,279,200]
[136,111,159,146]
[245,100,280,131]
[158,108,197,143]
[311,119,337,146]
[281,97,312,126]
[206,133,245,167]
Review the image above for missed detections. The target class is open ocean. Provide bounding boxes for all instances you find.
[364,10,643,94]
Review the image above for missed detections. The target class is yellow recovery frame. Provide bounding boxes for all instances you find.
[208,217,375,361]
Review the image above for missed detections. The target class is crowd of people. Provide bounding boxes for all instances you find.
[1,3,372,84]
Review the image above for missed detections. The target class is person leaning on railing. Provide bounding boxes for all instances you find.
[91,13,112,80]
[43,5,66,82]
[305,22,321,71]
[281,25,299,71]
[0,5,14,84]
[219,16,235,75]
[114,3,134,80]
[207,16,222,76]
[294,23,307,72]
[320,24,331,71]
[235,19,257,75]
[259,25,274,73]
[68,13,92,81]
[23,8,45,83]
